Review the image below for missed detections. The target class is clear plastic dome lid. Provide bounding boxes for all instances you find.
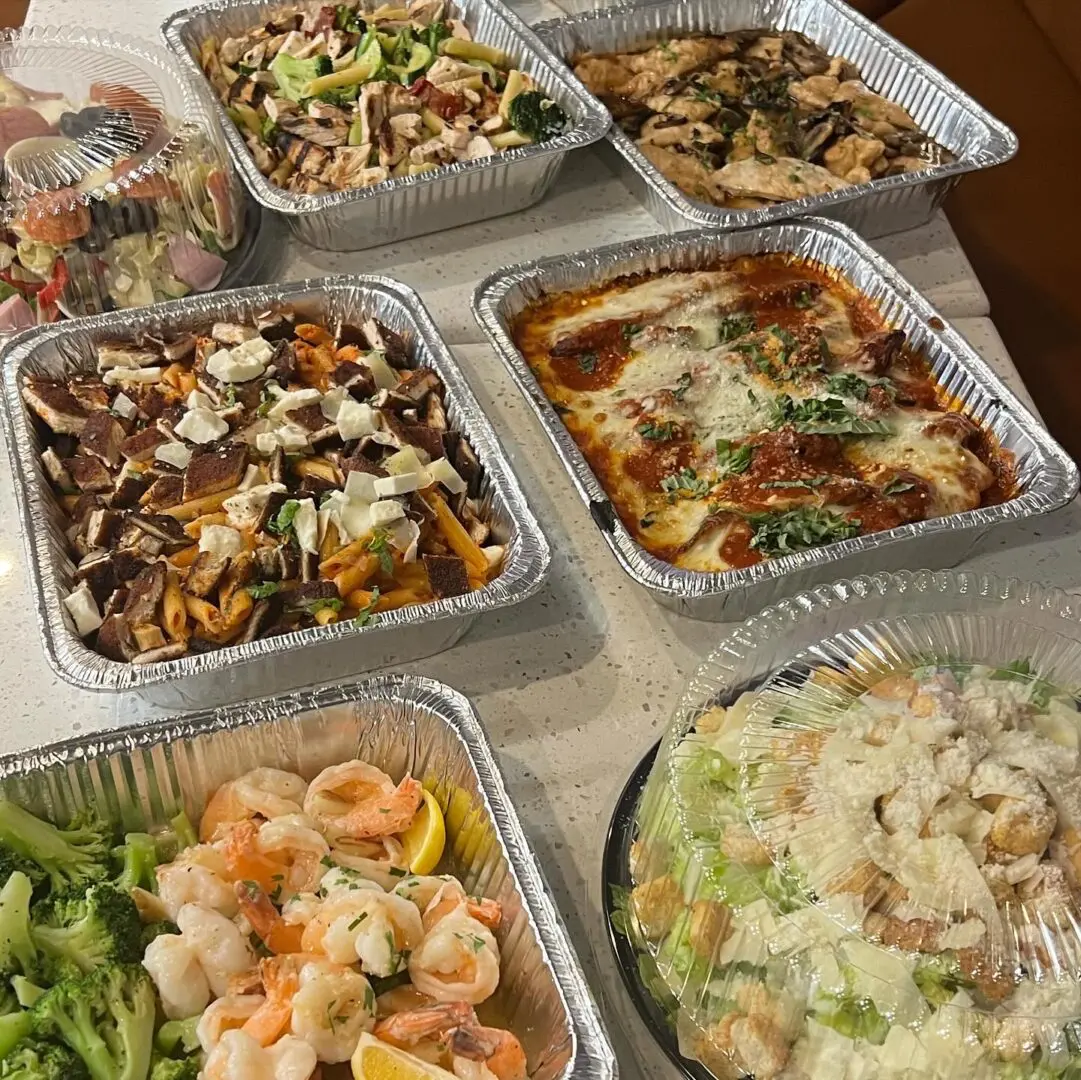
[0,26,250,328]
[623,572,1081,1080]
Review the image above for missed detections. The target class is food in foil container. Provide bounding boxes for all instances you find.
[571,29,953,211]
[198,1,569,195]
[21,309,505,663]
[618,662,1081,1080]
[0,757,530,1080]
[510,253,1013,574]
[0,75,241,329]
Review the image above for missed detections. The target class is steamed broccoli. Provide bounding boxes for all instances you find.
[147,1058,198,1080]
[0,802,109,894]
[0,850,44,893]
[110,835,157,895]
[0,873,39,981]
[33,965,154,1080]
[0,1039,89,1080]
[31,885,142,975]
[0,1014,33,1061]
[152,1020,198,1060]
[269,51,334,102]
[507,90,568,143]
[138,922,177,953]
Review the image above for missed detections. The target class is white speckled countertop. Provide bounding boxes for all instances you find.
[9,0,1080,1075]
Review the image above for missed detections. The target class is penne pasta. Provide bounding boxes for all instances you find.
[184,595,224,635]
[184,511,229,539]
[162,573,189,642]
[165,489,238,522]
[333,554,379,598]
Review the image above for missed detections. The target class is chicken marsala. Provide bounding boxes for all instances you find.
[573,29,953,210]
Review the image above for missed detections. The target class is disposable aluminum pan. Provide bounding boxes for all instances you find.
[471,217,1079,622]
[1,277,551,707]
[0,672,617,1080]
[532,0,1017,238]
[161,0,611,252]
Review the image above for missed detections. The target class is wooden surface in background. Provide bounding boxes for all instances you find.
[0,0,27,27]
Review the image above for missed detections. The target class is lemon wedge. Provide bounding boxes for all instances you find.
[353,1035,457,1080]
[400,788,446,875]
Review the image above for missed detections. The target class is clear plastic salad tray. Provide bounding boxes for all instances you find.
[616,570,1081,1080]
[0,26,254,332]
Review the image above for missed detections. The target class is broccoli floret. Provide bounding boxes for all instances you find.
[0,1039,89,1080]
[268,51,333,101]
[425,21,451,53]
[0,803,110,895]
[152,1020,199,1060]
[0,873,39,981]
[33,965,154,1080]
[138,922,176,953]
[31,884,142,976]
[147,1057,198,1080]
[0,1013,33,1060]
[507,90,568,142]
[110,835,157,895]
[335,3,365,33]
[0,850,44,893]
[148,814,196,869]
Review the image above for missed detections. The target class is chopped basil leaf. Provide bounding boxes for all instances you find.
[747,507,860,556]
[302,597,344,616]
[718,313,757,343]
[365,529,394,575]
[636,420,678,441]
[639,512,657,529]
[577,352,598,374]
[661,467,710,502]
[355,586,381,627]
[760,475,830,491]
[247,580,282,599]
[673,371,693,401]
[767,394,892,436]
[268,499,301,535]
[882,478,916,496]
[795,289,815,309]
[715,439,753,477]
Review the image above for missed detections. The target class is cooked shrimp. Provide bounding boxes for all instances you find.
[376,984,435,1018]
[291,958,377,1062]
[177,902,257,998]
[220,819,291,895]
[258,814,330,894]
[449,1025,527,1080]
[201,768,308,842]
[374,1003,526,1080]
[302,890,424,977]
[304,761,423,842]
[237,881,306,955]
[157,844,238,920]
[421,881,501,934]
[329,840,410,890]
[142,934,211,1020]
[198,995,266,1053]
[203,1028,317,1080]
[319,866,386,900]
[393,874,459,911]
[243,957,302,1047]
[408,907,500,1005]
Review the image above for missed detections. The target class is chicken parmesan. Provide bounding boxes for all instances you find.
[511,254,1012,573]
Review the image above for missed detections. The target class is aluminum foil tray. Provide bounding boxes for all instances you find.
[532,0,1017,238]
[1,277,551,706]
[472,217,1078,622]
[0,672,616,1080]
[161,0,611,252]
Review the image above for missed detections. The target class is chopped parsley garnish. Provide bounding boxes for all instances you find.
[818,337,834,366]
[734,341,771,373]
[718,313,757,343]
[766,324,799,358]
[882,478,916,496]
[365,529,394,575]
[388,866,407,878]
[348,911,370,931]
[636,420,678,441]
[222,385,239,408]
[268,499,301,536]
[355,587,381,627]
[577,352,598,374]
[673,371,693,401]
[658,40,678,61]
[715,439,753,477]
[247,580,282,599]
[767,395,892,436]
[747,507,861,556]
[321,855,335,868]
[639,512,657,529]
[661,467,710,502]
[795,290,815,309]
[364,985,376,1013]
[760,475,830,491]
[257,385,276,417]
[622,323,643,341]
